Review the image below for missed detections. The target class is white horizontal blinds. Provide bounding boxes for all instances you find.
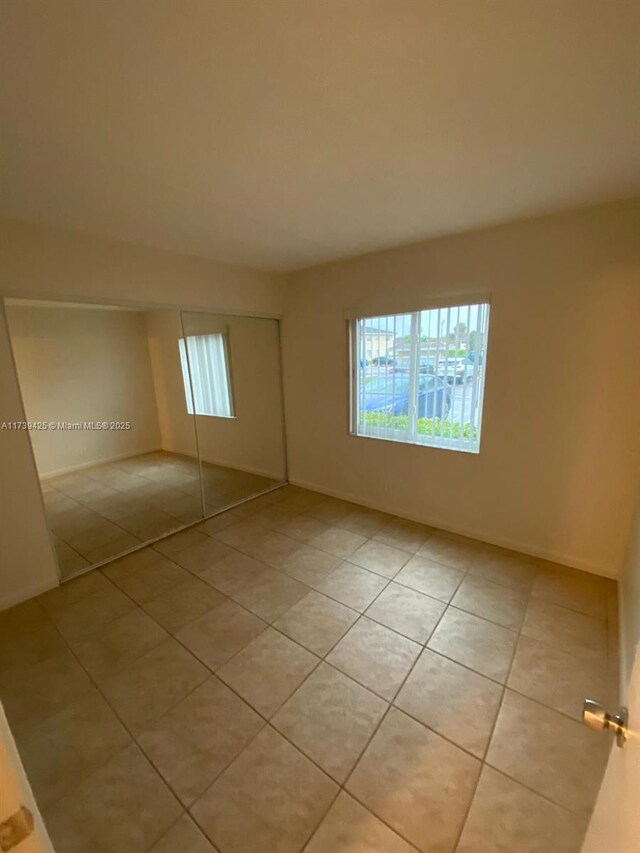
[178,333,233,418]
[352,302,489,453]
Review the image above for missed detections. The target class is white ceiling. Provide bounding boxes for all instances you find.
[1,1,639,272]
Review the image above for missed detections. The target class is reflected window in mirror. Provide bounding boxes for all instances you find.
[178,332,234,418]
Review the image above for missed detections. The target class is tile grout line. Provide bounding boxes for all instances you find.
[281,557,421,851]
[449,581,525,852]
[322,566,459,853]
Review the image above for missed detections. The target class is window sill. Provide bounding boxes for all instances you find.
[189,412,236,420]
[351,428,480,455]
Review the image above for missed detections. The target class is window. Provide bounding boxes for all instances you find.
[178,333,234,418]
[350,301,490,453]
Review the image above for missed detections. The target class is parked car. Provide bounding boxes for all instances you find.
[419,358,437,374]
[362,375,451,418]
[436,358,470,384]
[389,359,410,374]
[371,355,396,366]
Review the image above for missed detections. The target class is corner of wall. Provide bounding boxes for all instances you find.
[0,301,59,610]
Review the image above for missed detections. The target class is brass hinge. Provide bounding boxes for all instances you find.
[0,806,34,852]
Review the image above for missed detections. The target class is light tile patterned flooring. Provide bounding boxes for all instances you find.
[1,485,619,852]
[41,451,278,578]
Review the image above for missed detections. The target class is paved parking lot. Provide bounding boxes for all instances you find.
[450,382,480,424]
[363,368,481,425]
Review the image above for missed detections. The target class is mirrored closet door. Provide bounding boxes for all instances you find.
[4,298,287,581]
[180,310,287,515]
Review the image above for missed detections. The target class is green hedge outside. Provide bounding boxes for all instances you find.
[361,412,478,440]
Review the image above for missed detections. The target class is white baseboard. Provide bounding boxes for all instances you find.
[40,447,163,480]
[289,477,617,580]
[0,576,59,611]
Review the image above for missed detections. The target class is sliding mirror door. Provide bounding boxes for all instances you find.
[5,300,202,579]
[4,299,286,580]
[179,311,287,515]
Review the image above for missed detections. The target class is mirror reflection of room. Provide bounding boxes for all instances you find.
[5,300,287,581]
[5,300,202,579]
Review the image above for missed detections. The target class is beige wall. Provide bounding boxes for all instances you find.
[282,199,640,578]
[0,304,58,608]
[146,310,286,480]
[5,305,162,477]
[145,310,199,461]
[0,218,282,607]
[0,217,281,316]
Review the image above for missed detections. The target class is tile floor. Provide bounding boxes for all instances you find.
[1,485,619,852]
[41,451,279,578]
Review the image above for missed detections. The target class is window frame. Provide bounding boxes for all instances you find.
[348,300,490,454]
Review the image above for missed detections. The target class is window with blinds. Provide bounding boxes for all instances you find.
[350,301,490,453]
[178,333,234,418]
